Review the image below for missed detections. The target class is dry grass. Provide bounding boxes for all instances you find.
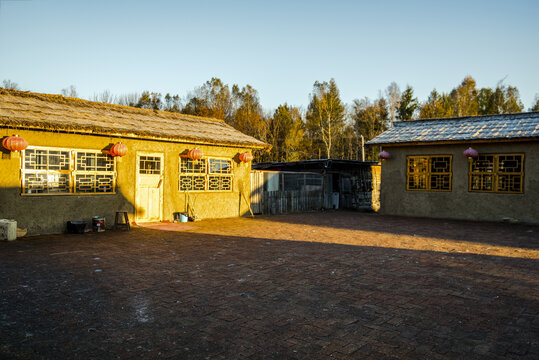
[0,89,268,148]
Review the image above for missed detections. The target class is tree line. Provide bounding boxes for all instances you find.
[3,77,539,162]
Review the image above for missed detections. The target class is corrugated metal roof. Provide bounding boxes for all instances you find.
[367,112,539,145]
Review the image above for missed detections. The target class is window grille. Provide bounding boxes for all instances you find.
[22,147,116,195]
[407,155,452,191]
[179,157,232,192]
[179,158,206,191]
[179,175,206,191]
[208,158,232,191]
[469,154,523,193]
[208,159,231,174]
[208,175,232,191]
[180,158,205,174]
[139,156,161,175]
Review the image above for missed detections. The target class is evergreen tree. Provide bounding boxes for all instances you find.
[352,97,388,160]
[419,89,453,119]
[531,95,539,111]
[478,83,524,115]
[231,84,266,140]
[478,88,496,115]
[396,85,418,121]
[135,91,162,110]
[267,104,305,161]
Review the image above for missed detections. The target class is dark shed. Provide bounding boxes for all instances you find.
[253,159,380,211]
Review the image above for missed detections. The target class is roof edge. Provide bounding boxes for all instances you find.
[0,122,270,149]
[392,111,539,126]
[367,137,539,147]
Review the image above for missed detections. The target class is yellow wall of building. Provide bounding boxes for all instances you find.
[0,128,254,235]
[378,142,539,224]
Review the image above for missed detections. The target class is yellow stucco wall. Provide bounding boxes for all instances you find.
[378,142,539,224]
[0,128,254,235]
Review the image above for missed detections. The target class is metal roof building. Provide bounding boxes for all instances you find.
[367,112,539,145]
[367,112,539,224]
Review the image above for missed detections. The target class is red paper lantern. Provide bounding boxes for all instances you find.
[239,152,253,163]
[2,135,28,152]
[463,147,478,159]
[109,142,128,157]
[187,148,203,160]
[379,151,391,160]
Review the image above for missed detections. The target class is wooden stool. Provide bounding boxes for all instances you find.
[114,211,130,231]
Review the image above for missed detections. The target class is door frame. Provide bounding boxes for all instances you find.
[135,151,164,222]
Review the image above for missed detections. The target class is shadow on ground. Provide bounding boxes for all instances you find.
[1,221,538,359]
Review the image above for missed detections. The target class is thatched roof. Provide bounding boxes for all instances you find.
[0,89,268,148]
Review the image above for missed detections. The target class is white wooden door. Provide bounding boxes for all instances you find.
[136,153,164,222]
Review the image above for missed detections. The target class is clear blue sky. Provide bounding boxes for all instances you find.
[1,0,538,111]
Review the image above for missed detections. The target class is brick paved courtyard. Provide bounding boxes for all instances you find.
[1,212,538,359]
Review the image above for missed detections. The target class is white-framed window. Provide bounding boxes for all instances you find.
[139,155,162,175]
[208,158,232,191]
[22,146,116,195]
[179,157,233,192]
[179,158,206,191]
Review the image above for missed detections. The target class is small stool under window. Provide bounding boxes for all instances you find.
[114,211,130,231]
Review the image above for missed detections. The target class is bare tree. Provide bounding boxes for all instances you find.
[450,76,478,117]
[2,79,20,90]
[182,78,233,120]
[61,85,78,98]
[305,79,346,159]
[115,93,140,107]
[385,82,400,127]
[91,90,114,103]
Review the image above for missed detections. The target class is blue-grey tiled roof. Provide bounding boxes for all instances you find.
[367,112,539,145]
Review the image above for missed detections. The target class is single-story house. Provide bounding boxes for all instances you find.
[253,159,381,211]
[367,112,539,224]
[0,89,268,235]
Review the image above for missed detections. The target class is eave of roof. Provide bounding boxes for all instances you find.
[253,159,379,171]
[367,112,539,146]
[0,122,268,149]
[371,137,539,148]
[0,89,270,149]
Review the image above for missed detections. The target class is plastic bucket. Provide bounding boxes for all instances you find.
[179,213,188,223]
[92,216,105,232]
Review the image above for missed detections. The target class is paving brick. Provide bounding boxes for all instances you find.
[0,211,537,359]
